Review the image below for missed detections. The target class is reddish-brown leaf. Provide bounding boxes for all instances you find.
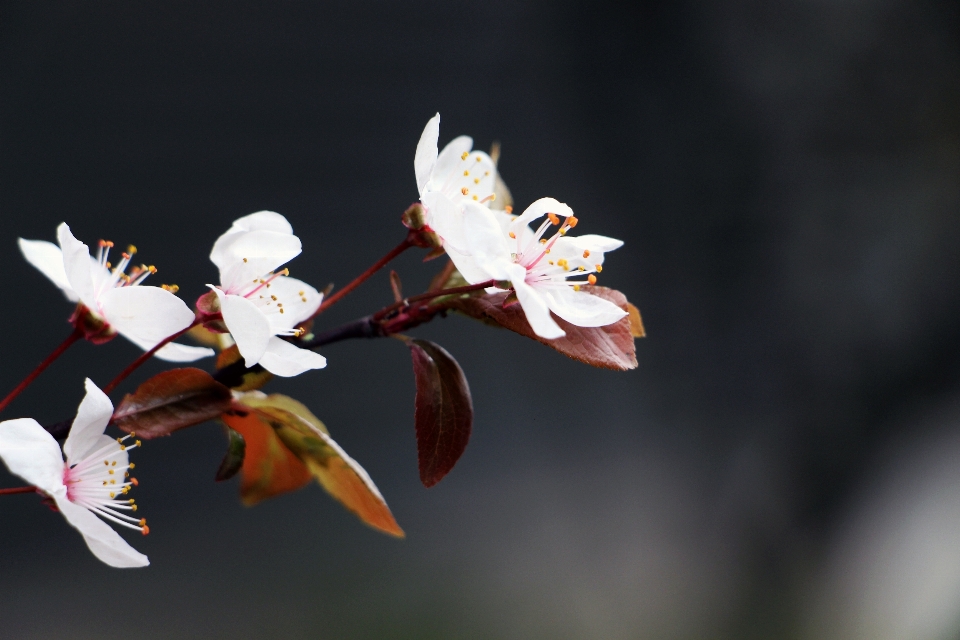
[444,286,639,371]
[408,339,473,488]
[112,368,234,438]
[221,408,312,505]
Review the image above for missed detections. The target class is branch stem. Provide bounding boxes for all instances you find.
[372,279,497,321]
[103,319,201,394]
[0,486,37,496]
[311,235,414,318]
[0,328,83,415]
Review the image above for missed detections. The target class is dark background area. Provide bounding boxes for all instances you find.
[1,1,958,638]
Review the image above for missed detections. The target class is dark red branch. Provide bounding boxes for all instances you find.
[0,486,37,496]
[0,327,83,415]
[103,319,201,394]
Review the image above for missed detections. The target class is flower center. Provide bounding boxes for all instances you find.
[62,432,149,536]
[512,214,604,291]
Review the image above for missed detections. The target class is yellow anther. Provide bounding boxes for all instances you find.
[162,284,180,293]
[279,308,285,314]
[111,460,116,466]
[463,170,470,176]
[573,284,581,291]
[132,505,138,512]
[548,260,554,265]
[505,205,513,213]
[540,239,547,244]
[461,151,469,161]
[474,178,480,184]
[122,486,130,494]
[547,213,560,226]
[104,460,109,466]
[110,479,116,484]
[485,171,490,176]
[472,195,479,200]
[588,274,597,285]
[109,492,115,498]
[127,244,137,255]
[117,437,123,443]
[566,216,578,228]
[242,257,248,263]
[125,472,129,478]
[301,297,307,302]
[560,228,568,235]
[509,232,516,239]
[578,266,585,271]
[583,250,591,258]
[298,290,304,296]
[281,268,289,276]
[120,445,126,451]
[129,463,135,469]
[108,469,114,475]
[595,264,602,272]
[102,481,107,486]
[475,155,482,162]
[271,295,277,300]
[148,265,157,274]
[129,499,135,505]
[135,440,141,447]
[105,261,112,268]
[461,187,469,195]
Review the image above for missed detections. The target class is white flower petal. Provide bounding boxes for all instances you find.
[212,288,271,367]
[509,197,575,238]
[415,113,440,195]
[421,192,468,253]
[258,336,327,377]
[428,135,476,194]
[18,238,79,302]
[56,223,96,309]
[227,211,293,235]
[542,287,628,328]
[54,496,149,568]
[63,379,114,466]
[461,203,514,281]
[0,418,65,495]
[151,342,216,362]
[444,244,492,284]
[213,230,302,293]
[97,286,196,346]
[514,280,566,339]
[260,276,323,329]
[568,233,624,253]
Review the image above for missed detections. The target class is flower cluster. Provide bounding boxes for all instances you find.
[0,113,640,568]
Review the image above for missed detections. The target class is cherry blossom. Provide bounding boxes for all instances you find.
[19,224,213,362]
[208,211,326,377]
[414,113,502,283]
[0,379,149,568]
[461,198,628,339]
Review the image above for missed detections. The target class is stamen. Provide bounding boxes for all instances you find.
[463,170,469,176]
[505,206,513,213]
[547,213,560,226]
[461,152,469,161]
[583,250,591,258]
[587,274,597,285]
[509,232,516,239]
[461,187,469,196]
[595,265,602,272]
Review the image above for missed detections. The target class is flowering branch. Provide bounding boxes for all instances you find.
[103,319,202,394]
[0,327,83,414]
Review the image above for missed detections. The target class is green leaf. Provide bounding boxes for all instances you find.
[443,286,640,371]
[407,339,473,488]
[112,368,234,438]
[215,426,246,482]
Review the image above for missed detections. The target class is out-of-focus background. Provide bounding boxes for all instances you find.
[0,2,958,638]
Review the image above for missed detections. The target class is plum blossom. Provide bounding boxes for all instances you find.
[0,379,149,568]
[19,224,213,362]
[208,211,327,377]
[414,113,502,283]
[461,198,628,339]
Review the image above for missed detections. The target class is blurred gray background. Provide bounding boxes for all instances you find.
[0,1,958,638]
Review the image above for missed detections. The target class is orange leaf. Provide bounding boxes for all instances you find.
[221,410,311,506]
